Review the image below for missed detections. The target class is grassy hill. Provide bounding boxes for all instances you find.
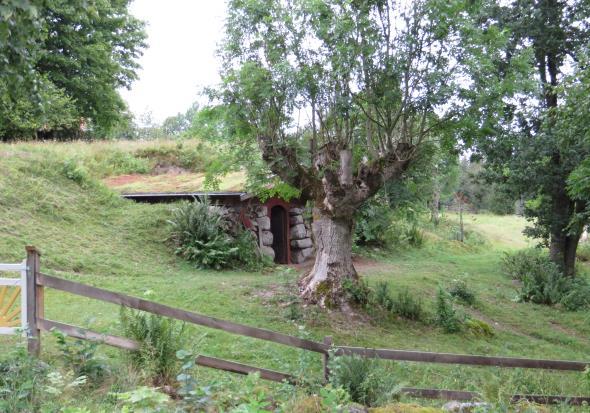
[0,140,588,410]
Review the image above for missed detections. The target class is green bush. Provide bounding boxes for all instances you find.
[343,278,373,307]
[434,288,462,333]
[62,158,92,188]
[465,319,494,337]
[502,249,590,310]
[374,281,393,310]
[390,288,424,321]
[447,279,476,306]
[52,329,108,384]
[168,198,266,270]
[404,225,424,248]
[501,248,551,281]
[329,355,400,407]
[354,200,394,247]
[120,308,187,386]
[0,348,47,413]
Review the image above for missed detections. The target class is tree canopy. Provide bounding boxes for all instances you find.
[0,0,146,140]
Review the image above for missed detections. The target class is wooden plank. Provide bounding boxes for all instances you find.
[0,278,21,286]
[401,387,479,401]
[511,394,590,406]
[38,273,328,354]
[26,246,40,356]
[323,336,332,383]
[0,263,27,272]
[334,346,588,371]
[38,318,140,351]
[196,355,296,384]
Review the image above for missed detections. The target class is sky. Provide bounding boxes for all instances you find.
[119,1,227,124]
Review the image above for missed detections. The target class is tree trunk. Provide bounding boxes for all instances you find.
[549,188,582,276]
[300,209,358,307]
[431,186,441,225]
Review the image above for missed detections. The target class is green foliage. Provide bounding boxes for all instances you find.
[501,249,552,282]
[390,288,425,322]
[120,308,186,386]
[52,329,108,384]
[342,278,372,307]
[135,142,210,172]
[355,200,394,247]
[577,243,590,262]
[329,356,400,407]
[62,158,92,188]
[447,279,476,306]
[502,249,590,310]
[167,198,266,271]
[434,288,463,334]
[0,0,147,140]
[0,347,47,413]
[113,386,170,413]
[175,349,213,411]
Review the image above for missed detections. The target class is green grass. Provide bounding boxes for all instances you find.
[0,141,588,411]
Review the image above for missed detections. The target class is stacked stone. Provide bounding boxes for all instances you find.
[255,206,275,260]
[289,207,314,263]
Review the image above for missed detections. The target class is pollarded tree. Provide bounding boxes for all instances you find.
[216,0,475,306]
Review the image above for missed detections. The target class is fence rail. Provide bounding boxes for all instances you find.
[6,247,590,407]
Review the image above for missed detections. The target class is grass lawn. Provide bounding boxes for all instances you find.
[0,140,588,411]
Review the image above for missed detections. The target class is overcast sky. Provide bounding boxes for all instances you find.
[119,1,227,124]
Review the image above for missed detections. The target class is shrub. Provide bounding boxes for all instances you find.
[354,200,394,247]
[447,279,476,306]
[404,225,424,248]
[343,278,373,307]
[329,355,400,407]
[168,198,265,270]
[390,288,424,321]
[559,279,590,311]
[62,158,92,187]
[501,248,551,282]
[519,268,569,305]
[434,288,462,333]
[0,347,47,413]
[120,308,187,386]
[52,329,108,384]
[374,281,393,310]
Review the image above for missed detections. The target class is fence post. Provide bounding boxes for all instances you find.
[25,246,41,356]
[323,336,332,384]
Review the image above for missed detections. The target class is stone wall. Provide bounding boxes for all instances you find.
[289,207,314,264]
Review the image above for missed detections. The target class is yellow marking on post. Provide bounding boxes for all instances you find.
[0,286,20,328]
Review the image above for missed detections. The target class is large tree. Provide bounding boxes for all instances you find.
[0,0,146,140]
[469,0,590,275]
[216,0,475,306]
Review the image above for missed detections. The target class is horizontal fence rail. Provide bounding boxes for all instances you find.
[335,346,588,371]
[37,273,327,354]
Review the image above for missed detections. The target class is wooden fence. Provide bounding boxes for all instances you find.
[13,247,590,406]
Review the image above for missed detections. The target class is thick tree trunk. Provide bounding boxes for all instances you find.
[300,209,358,307]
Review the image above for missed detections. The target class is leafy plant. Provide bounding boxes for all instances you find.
[175,349,213,411]
[448,278,476,306]
[354,199,394,247]
[343,278,372,307]
[464,319,494,337]
[168,198,265,270]
[390,288,424,321]
[113,386,170,413]
[52,329,108,384]
[434,288,463,333]
[0,347,47,413]
[501,249,554,282]
[120,308,186,385]
[577,243,590,262]
[329,355,400,407]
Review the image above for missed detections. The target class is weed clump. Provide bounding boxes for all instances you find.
[502,249,590,310]
[329,355,400,407]
[447,278,476,306]
[434,288,463,333]
[120,308,187,386]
